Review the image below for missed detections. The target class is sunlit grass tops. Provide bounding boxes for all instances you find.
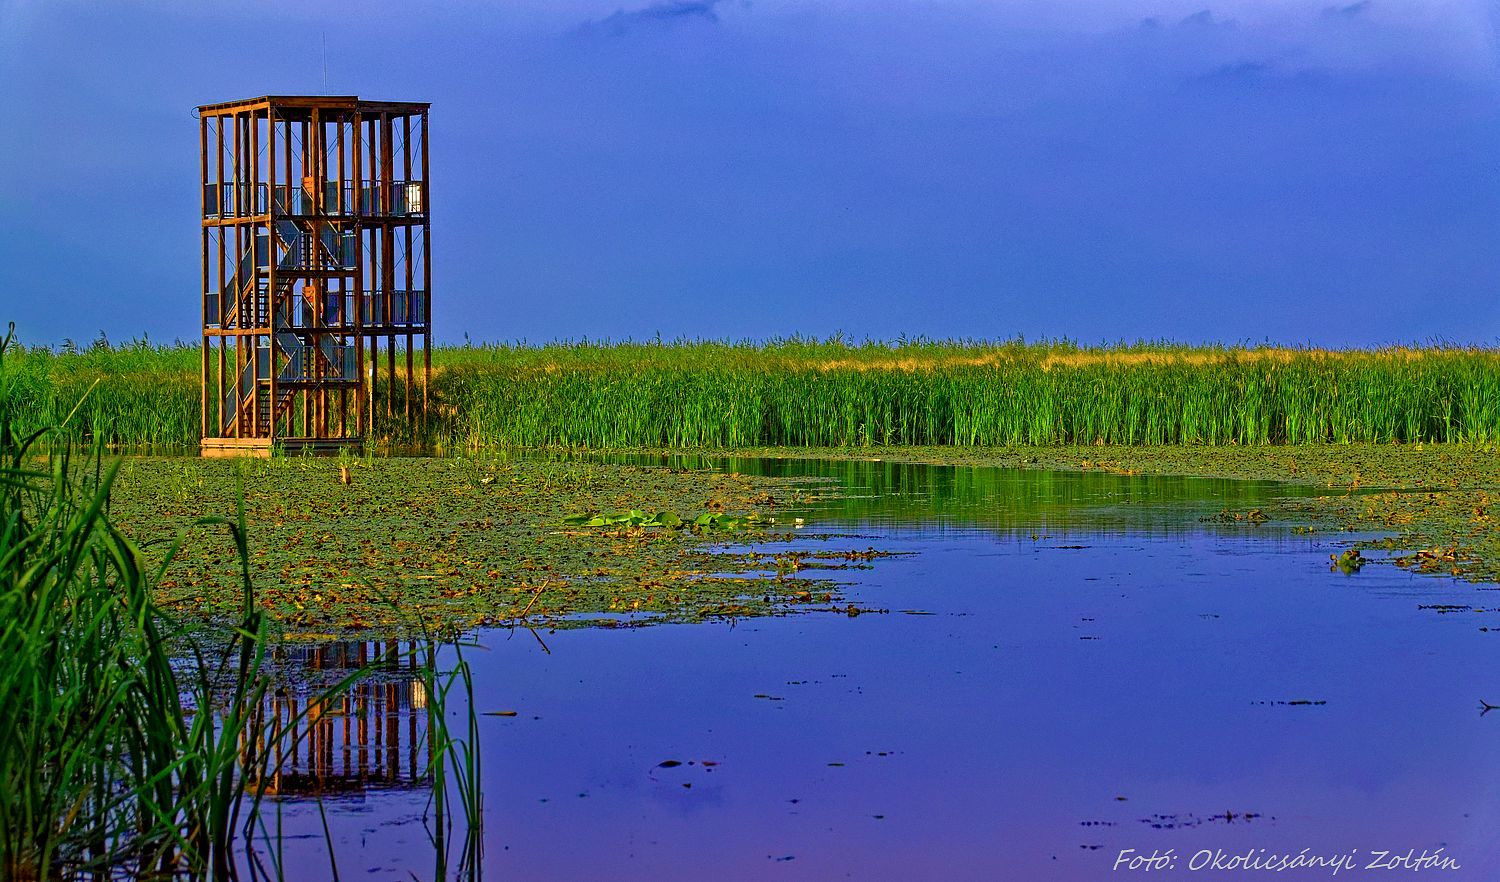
[433,338,1500,448]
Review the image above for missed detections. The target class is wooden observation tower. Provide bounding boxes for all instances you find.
[198,96,430,456]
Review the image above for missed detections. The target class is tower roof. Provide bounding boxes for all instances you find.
[197,95,430,116]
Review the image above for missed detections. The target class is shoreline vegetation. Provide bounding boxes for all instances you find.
[5,335,1498,635]
[6,338,1500,448]
[96,443,1500,643]
[0,333,482,879]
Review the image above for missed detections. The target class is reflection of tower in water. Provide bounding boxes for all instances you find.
[248,641,433,797]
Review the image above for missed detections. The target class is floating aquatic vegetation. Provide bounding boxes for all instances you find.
[561,509,763,530]
[107,456,844,636]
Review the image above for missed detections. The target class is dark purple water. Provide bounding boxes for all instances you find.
[260,460,1500,880]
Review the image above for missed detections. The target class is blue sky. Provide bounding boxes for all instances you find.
[1,0,1498,346]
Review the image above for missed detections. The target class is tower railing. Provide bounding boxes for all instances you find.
[205,181,427,218]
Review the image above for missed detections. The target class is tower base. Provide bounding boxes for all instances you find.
[199,437,362,458]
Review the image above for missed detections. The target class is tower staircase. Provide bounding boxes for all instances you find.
[221,212,355,437]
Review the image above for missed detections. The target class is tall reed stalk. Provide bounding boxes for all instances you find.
[423,641,483,881]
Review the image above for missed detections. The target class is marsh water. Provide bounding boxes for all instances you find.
[265,458,1500,880]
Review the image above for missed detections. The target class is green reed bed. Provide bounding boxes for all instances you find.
[436,340,1500,448]
[1,337,198,449]
[7,333,1500,449]
[0,400,260,875]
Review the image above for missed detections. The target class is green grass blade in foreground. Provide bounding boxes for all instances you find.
[0,328,484,880]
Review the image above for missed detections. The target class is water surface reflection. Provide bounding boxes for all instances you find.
[252,643,430,797]
[268,460,1500,880]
